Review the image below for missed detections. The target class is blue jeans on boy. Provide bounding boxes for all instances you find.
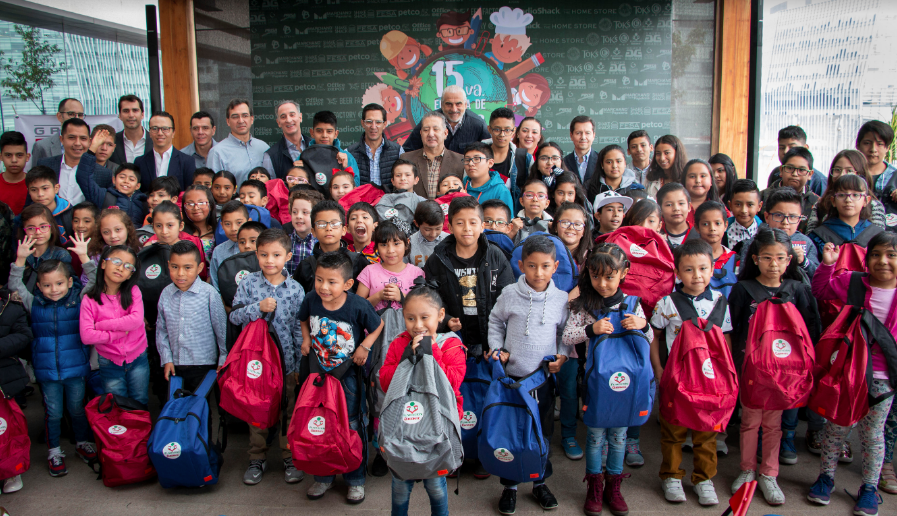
[587,426,626,475]
[98,351,150,407]
[391,476,448,516]
[782,407,825,432]
[557,358,578,439]
[41,377,91,449]
[314,370,366,486]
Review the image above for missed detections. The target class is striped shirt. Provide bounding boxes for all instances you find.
[156,278,228,366]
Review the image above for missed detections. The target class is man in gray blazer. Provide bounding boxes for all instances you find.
[402,111,465,199]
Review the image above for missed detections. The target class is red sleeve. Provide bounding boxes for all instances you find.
[432,337,468,419]
[379,332,411,394]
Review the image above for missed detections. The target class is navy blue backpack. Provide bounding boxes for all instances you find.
[460,356,491,459]
[147,371,224,488]
[477,355,554,483]
[485,229,514,261]
[710,250,738,298]
[510,231,579,292]
[582,295,656,429]
[214,205,273,245]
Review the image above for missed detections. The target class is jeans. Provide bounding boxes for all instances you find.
[98,351,150,407]
[740,407,783,477]
[315,370,367,486]
[557,357,579,439]
[40,377,91,449]
[391,476,448,516]
[782,407,825,432]
[587,426,626,475]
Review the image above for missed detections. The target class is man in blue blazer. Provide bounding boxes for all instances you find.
[563,115,600,186]
[36,118,113,205]
[135,112,196,193]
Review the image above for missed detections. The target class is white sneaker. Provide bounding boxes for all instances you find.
[717,438,728,456]
[306,481,333,500]
[2,475,22,494]
[731,470,755,494]
[347,484,365,504]
[757,474,784,505]
[662,477,686,503]
[693,479,719,506]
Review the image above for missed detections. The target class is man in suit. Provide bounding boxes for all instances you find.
[563,115,599,186]
[110,94,151,165]
[262,100,309,180]
[135,111,196,193]
[402,85,490,154]
[348,103,404,189]
[402,111,464,199]
[30,98,85,164]
[37,118,112,206]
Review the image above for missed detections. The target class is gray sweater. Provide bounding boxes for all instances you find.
[488,275,571,376]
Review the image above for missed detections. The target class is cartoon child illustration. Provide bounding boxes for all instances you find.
[510,73,551,117]
[380,30,432,80]
[362,84,405,126]
[485,7,533,70]
[311,316,354,370]
[436,10,476,51]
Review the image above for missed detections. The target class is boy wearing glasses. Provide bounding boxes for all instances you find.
[761,147,819,234]
[511,177,552,244]
[135,112,196,194]
[462,142,514,210]
[740,188,819,279]
[486,108,532,211]
[293,200,368,294]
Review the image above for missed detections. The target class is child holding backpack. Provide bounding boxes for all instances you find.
[379,279,467,516]
[356,222,424,311]
[808,232,897,515]
[726,228,820,506]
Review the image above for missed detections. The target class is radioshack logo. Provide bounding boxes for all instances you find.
[460,411,477,430]
[145,264,161,279]
[308,416,326,436]
[609,372,630,392]
[403,401,423,424]
[247,360,263,379]
[701,358,715,379]
[494,448,514,462]
[108,425,127,435]
[629,244,648,258]
[163,442,182,459]
[772,339,792,359]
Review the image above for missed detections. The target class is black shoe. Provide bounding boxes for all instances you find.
[371,451,388,477]
[498,488,517,515]
[532,484,558,510]
[473,460,491,479]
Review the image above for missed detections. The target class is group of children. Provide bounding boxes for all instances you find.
[0,114,896,516]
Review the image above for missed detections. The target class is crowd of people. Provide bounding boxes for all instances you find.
[0,86,895,516]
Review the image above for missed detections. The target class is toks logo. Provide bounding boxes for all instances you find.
[247,360,263,379]
[163,442,182,459]
[460,411,477,430]
[772,339,792,359]
[609,371,631,392]
[235,270,249,284]
[629,243,648,258]
[494,448,514,462]
[308,416,326,436]
[108,425,127,435]
[701,358,715,379]
[403,401,424,424]
[145,264,162,280]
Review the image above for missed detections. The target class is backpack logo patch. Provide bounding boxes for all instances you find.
[385,208,398,218]
[163,442,182,459]
[441,203,449,215]
[307,416,326,436]
[494,448,514,462]
[0,417,6,435]
[701,358,715,379]
[772,339,792,358]
[235,270,249,284]
[629,243,648,258]
[247,360,263,379]
[830,350,839,364]
[403,401,423,424]
[609,371,631,392]
[887,213,897,227]
[315,172,327,185]
[108,425,127,435]
[461,411,477,430]
[145,264,161,279]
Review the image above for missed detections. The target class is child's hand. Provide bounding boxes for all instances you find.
[89,129,110,153]
[381,283,400,302]
[336,152,349,169]
[592,318,614,335]
[163,362,175,380]
[301,341,311,356]
[448,318,462,331]
[793,244,805,265]
[15,236,35,265]
[548,354,567,374]
[491,349,510,364]
[353,345,370,366]
[411,333,425,350]
[621,314,646,331]
[654,366,664,382]
[70,233,91,262]
[259,297,277,313]
[822,243,839,266]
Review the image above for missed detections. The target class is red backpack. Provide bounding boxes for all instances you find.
[338,184,385,213]
[85,394,156,487]
[809,273,897,427]
[659,292,739,432]
[596,226,675,314]
[218,318,285,429]
[0,397,30,479]
[435,192,471,232]
[740,280,815,410]
[288,359,363,476]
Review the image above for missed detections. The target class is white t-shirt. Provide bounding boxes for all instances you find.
[650,290,733,353]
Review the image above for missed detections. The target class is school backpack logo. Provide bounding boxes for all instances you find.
[217,251,260,308]
[148,371,224,488]
[582,296,655,429]
[379,337,464,480]
[510,232,579,292]
[659,292,739,432]
[710,250,738,298]
[136,243,172,326]
[0,397,30,480]
[299,144,343,195]
[740,280,815,411]
[596,226,675,314]
[460,355,492,459]
[85,394,156,487]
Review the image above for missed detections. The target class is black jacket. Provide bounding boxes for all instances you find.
[0,290,33,398]
[135,147,196,193]
[265,134,310,180]
[110,130,152,166]
[564,150,600,186]
[402,110,490,154]
[347,137,403,189]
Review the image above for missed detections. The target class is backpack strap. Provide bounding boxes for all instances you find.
[192,369,218,399]
[740,279,772,305]
[669,291,700,325]
[847,272,868,307]
[706,294,728,328]
[851,224,884,247]
[167,375,184,401]
[860,308,897,406]
[811,225,844,246]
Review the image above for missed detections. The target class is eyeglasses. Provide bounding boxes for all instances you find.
[538,155,563,163]
[104,257,137,272]
[558,220,586,230]
[523,192,548,200]
[185,201,209,209]
[490,127,515,135]
[149,126,173,134]
[462,156,487,165]
[363,120,385,127]
[483,219,508,228]
[438,26,470,37]
[831,167,856,175]
[834,192,867,201]
[286,176,308,184]
[782,164,811,176]
[757,255,791,264]
[228,113,252,120]
[314,221,343,229]
[767,212,801,224]
[60,111,85,119]
[24,224,52,234]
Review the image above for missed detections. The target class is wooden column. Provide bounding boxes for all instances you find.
[159,0,199,150]
[711,0,752,177]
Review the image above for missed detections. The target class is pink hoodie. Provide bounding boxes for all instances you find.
[80,285,147,366]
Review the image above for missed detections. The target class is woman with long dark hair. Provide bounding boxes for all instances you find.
[644,135,688,198]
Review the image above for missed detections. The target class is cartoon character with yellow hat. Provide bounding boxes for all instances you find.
[380,30,432,80]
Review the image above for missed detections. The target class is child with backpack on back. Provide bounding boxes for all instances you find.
[657,183,698,250]
[808,232,897,515]
[810,173,882,256]
[726,228,821,506]
[694,201,738,298]
[562,242,653,516]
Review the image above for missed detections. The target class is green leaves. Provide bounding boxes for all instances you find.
[0,25,67,114]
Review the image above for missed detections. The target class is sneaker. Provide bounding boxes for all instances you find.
[603,472,630,516]
[582,473,604,516]
[346,485,365,504]
[624,438,644,467]
[716,438,728,456]
[473,460,491,479]
[807,473,834,505]
[2,475,22,494]
[306,481,332,500]
[853,483,882,516]
[757,474,785,506]
[731,470,755,495]
[692,479,719,506]
[532,484,558,510]
[661,477,686,503]
[48,451,67,477]
[879,462,897,495]
[499,488,517,514]
[806,429,823,454]
[682,434,693,452]
[75,442,97,464]
[242,459,267,485]
[840,441,854,463]
[563,437,584,460]
[283,458,304,484]
[779,430,798,465]
[371,451,389,477]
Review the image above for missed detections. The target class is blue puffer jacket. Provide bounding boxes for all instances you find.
[30,284,89,383]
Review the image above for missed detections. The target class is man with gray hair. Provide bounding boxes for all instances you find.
[402,110,465,199]
[402,85,490,154]
[263,100,309,180]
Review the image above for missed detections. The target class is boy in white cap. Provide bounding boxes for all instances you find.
[593,191,633,237]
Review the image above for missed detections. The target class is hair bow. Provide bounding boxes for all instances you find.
[412,277,440,290]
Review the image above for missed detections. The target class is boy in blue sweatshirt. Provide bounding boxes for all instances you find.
[462,142,514,210]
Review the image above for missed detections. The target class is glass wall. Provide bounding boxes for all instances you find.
[671,0,716,161]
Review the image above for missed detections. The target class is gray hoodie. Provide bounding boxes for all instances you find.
[488,275,571,376]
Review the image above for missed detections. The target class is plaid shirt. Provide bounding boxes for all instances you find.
[156,279,228,366]
[287,230,317,275]
[425,150,445,200]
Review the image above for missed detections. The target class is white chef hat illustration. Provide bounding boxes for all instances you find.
[490,7,534,35]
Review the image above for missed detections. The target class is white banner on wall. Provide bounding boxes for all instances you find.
[13,115,124,169]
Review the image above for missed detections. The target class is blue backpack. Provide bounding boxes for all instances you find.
[215,205,273,245]
[510,231,579,292]
[459,356,491,459]
[477,355,553,483]
[485,229,514,261]
[582,296,656,429]
[710,250,738,298]
[147,371,224,488]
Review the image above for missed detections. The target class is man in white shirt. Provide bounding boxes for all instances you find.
[31,98,85,163]
[111,95,148,164]
[135,111,196,192]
